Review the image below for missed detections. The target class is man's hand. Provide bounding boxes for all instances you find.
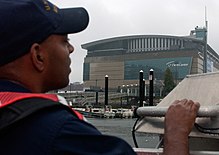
[163,99,200,155]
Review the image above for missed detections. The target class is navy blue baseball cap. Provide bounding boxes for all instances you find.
[0,0,89,66]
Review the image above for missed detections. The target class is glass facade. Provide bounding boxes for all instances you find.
[124,57,192,80]
[207,58,214,72]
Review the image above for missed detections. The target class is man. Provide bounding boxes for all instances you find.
[0,0,136,154]
[164,99,200,155]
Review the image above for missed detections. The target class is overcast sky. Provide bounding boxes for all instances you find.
[50,0,219,83]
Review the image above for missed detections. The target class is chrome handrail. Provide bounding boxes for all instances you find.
[136,106,219,117]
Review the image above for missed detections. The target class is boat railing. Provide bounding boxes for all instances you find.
[133,148,219,155]
[135,106,219,117]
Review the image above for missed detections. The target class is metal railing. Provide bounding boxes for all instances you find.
[136,106,219,117]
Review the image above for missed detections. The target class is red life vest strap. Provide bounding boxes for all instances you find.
[0,92,84,120]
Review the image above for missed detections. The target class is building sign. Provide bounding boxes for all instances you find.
[166,61,189,67]
[124,57,192,80]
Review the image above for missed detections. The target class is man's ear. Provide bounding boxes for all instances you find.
[30,43,45,72]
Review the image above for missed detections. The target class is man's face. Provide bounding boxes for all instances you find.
[39,34,74,91]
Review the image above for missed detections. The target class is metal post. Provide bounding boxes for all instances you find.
[105,75,108,106]
[139,70,144,107]
[95,79,98,105]
[143,79,145,104]
[203,27,208,73]
[149,69,154,106]
[120,97,122,107]
[96,91,98,105]
[203,9,208,73]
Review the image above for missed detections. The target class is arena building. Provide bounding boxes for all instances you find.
[82,27,219,95]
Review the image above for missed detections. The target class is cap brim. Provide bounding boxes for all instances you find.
[54,7,89,34]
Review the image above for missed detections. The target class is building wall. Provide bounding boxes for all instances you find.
[87,61,124,89]
[83,51,198,89]
[82,35,219,90]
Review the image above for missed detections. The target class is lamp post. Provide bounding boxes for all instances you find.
[95,79,98,105]
[149,69,154,106]
[105,75,108,106]
[139,70,144,107]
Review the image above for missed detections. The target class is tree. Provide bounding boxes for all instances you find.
[163,68,176,96]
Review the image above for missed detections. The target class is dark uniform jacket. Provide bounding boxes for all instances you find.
[0,80,136,155]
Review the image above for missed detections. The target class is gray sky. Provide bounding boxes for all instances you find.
[50,0,219,83]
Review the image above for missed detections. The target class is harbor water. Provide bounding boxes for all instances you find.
[87,117,160,148]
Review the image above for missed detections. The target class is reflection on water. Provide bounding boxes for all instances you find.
[87,118,160,148]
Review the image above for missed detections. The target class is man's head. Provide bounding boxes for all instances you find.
[0,0,89,66]
[0,0,89,92]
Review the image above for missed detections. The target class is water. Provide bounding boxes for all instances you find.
[87,118,160,148]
